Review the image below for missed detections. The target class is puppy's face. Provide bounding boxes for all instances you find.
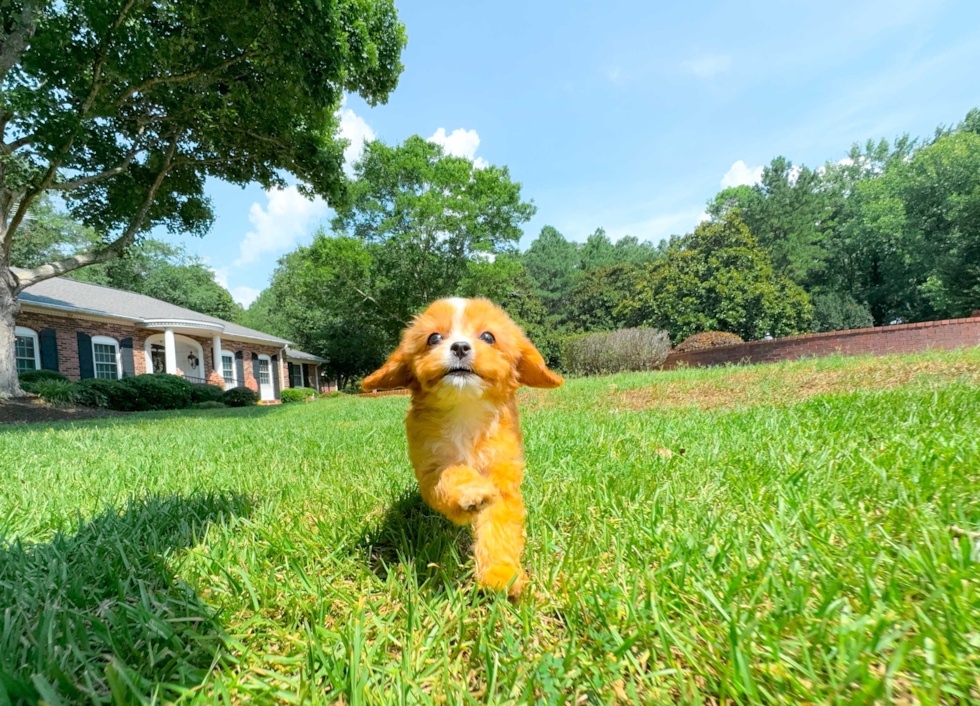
[362,298,562,399]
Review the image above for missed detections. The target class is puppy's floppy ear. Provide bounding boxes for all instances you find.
[516,335,563,389]
[362,347,414,392]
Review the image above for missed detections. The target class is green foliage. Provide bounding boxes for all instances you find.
[281,388,317,404]
[522,226,580,318]
[32,379,77,406]
[222,386,259,407]
[621,212,813,343]
[2,350,979,702]
[812,293,875,332]
[562,328,671,376]
[72,378,123,408]
[114,374,194,412]
[17,369,69,389]
[331,136,536,337]
[567,262,641,332]
[190,384,226,404]
[190,401,226,410]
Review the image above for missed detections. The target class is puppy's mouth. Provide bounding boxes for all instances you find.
[441,367,479,379]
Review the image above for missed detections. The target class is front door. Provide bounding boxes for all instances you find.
[257,355,273,401]
[150,344,166,373]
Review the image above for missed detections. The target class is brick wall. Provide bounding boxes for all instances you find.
[16,309,285,390]
[661,316,980,370]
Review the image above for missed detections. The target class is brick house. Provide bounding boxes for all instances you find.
[12,269,330,402]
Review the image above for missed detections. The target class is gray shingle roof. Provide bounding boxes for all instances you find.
[285,347,326,363]
[15,269,291,345]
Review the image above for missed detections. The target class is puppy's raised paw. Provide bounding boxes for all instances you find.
[456,482,500,514]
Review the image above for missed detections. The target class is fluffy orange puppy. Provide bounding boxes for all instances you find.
[363,298,563,596]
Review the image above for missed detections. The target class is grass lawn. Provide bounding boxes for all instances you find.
[2,349,980,705]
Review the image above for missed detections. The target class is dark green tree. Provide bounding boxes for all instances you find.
[619,211,813,343]
[522,226,580,318]
[1,0,405,396]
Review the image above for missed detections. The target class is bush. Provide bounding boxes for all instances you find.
[222,386,259,407]
[33,379,77,406]
[114,374,193,412]
[562,328,671,376]
[674,331,745,353]
[812,293,875,333]
[18,369,69,388]
[190,401,226,410]
[281,387,316,403]
[190,384,226,403]
[73,378,125,408]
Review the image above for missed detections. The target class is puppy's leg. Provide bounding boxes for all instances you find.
[418,465,499,525]
[472,489,527,597]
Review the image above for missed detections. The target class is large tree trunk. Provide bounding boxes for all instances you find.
[0,267,24,398]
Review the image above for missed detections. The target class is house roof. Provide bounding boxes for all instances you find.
[285,347,326,363]
[15,269,292,346]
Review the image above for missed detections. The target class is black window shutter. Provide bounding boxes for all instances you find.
[271,354,280,399]
[120,337,135,378]
[287,362,295,387]
[39,329,59,371]
[251,352,258,383]
[303,364,311,388]
[235,350,244,385]
[77,332,94,379]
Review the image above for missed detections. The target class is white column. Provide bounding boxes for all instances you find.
[164,328,177,374]
[212,334,223,377]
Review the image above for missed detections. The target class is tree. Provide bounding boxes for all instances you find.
[140,263,242,322]
[522,226,579,318]
[619,211,813,343]
[331,135,536,338]
[567,262,641,332]
[238,288,289,339]
[578,228,616,271]
[1,0,406,395]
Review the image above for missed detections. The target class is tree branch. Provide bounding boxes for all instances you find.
[48,134,144,190]
[0,0,38,83]
[1,135,34,154]
[13,137,179,293]
[114,50,253,108]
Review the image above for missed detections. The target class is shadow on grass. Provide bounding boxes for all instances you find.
[0,403,284,434]
[359,490,473,592]
[0,492,252,705]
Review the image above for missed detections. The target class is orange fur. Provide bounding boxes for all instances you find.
[363,298,562,596]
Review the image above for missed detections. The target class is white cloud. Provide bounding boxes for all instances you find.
[427,127,488,168]
[720,160,763,189]
[211,266,229,289]
[234,186,328,266]
[230,286,261,308]
[338,96,375,173]
[682,53,732,79]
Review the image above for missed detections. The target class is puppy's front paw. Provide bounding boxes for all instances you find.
[456,482,499,514]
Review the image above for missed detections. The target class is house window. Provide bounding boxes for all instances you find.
[15,327,40,374]
[257,358,270,385]
[222,352,236,388]
[91,336,121,380]
[290,363,303,388]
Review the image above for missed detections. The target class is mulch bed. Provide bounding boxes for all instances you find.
[0,397,129,425]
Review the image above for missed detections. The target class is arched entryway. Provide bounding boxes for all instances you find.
[144,333,206,383]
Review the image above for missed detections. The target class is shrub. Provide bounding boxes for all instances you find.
[33,379,77,406]
[222,386,259,407]
[190,401,226,410]
[73,378,125,408]
[562,328,671,376]
[18,369,69,387]
[812,293,875,333]
[190,384,226,403]
[281,387,316,403]
[674,331,745,353]
[114,374,193,412]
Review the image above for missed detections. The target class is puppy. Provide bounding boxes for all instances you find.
[362,298,563,596]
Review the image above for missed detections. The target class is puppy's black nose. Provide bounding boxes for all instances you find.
[450,341,472,359]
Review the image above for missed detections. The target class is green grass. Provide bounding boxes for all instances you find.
[2,349,980,705]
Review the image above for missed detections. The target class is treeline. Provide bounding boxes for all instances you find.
[250,109,980,386]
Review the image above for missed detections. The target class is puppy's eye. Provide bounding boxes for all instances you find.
[479,331,496,345]
[427,333,443,346]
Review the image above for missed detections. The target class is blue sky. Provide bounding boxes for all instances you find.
[176,0,980,307]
